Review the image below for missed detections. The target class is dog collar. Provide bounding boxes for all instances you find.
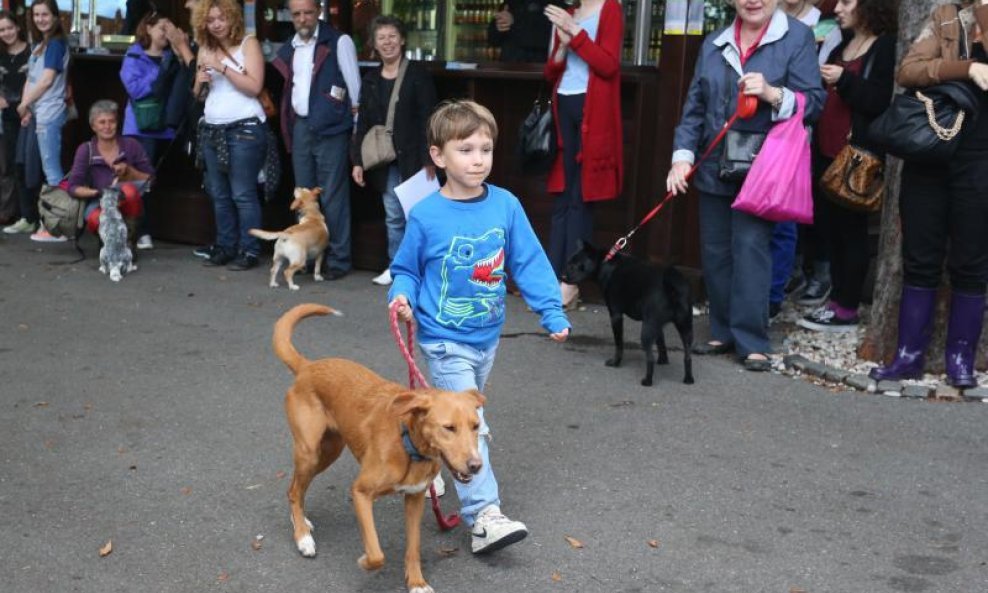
[401,424,431,462]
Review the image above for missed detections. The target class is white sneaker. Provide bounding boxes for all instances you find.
[471,505,528,554]
[371,269,392,285]
[3,218,36,234]
[426,473,445,498]
[136,234,154,250]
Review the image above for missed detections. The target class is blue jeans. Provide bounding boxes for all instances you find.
[382,163,404,261]
[699,192,774,357]
[35,110,66,186]
[292,119,351,273]
[769,221,797,305]
[201,122,267,257]
[419,340,499,526]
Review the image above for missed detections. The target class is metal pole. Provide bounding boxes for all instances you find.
[634,0,652,66]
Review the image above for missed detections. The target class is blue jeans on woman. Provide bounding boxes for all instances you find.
[35,110,66,186]
[201,122,267,258]
[418,340,499,526]
[382,163,405,260]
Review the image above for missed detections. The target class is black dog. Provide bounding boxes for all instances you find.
[564,241,694,386]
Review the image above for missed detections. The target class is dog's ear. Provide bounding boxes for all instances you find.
[391,391,432,417]
[311,187,322,197]
[464,389,486,409]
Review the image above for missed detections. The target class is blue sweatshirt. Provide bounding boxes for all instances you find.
[389,184,570,348]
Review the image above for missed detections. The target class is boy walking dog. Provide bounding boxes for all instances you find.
[389,100,570,553]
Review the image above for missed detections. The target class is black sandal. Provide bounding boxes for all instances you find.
[742,355,772,372]
[692,341,734,355]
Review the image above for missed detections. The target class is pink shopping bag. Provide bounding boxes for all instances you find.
[732,92,813,224]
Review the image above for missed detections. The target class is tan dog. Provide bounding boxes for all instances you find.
[249,188,329,290]
[273,303,485,593]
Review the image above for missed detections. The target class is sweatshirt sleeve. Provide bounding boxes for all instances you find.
[504,194,571,335]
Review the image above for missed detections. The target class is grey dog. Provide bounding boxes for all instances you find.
[98,188,137,282]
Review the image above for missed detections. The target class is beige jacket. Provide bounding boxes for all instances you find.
[898,3,988,87]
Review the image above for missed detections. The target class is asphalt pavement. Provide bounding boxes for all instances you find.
[1,236,986,593]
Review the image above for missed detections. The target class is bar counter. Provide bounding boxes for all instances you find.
[68,52,698,275]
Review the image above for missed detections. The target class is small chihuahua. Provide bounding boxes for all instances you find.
[249,187,329,290]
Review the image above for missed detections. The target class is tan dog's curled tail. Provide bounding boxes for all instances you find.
[273,303,342,373]
[249,229,288,241]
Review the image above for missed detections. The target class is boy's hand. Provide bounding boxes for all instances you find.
[390,295,413,323]
[550,328,569,343]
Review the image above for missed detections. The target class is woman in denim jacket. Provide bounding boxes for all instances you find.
[666,1,825,371]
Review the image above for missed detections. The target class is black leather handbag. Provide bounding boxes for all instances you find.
[718,129,766,182]
[517,92,556,174]
[868,80,980,162]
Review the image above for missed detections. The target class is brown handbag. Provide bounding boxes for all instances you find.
[819,140,885,212]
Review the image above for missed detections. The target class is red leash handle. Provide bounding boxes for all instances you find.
[387,301,461,531]
[603,93,759,262]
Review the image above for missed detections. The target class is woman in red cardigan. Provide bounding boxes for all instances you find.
[544,0,623,308]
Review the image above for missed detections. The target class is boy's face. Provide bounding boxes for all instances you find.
[430,129,494,198]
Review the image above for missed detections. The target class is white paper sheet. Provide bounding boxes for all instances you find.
[394,167,440,218]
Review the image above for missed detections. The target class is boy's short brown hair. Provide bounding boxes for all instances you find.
[427,100,499,149]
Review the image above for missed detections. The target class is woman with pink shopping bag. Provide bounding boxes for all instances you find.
[666,0,824,372]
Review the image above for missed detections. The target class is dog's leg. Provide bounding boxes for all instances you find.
[286,400,340,557]
[403,492,433,593]
[640,322,656,387]
[352,473,386,571]
[656,330,669,365]
[606,310,624,368]
[313,253,325,282]
[676,317,695,385]
[268,258,280,288]
[285,262,304,291]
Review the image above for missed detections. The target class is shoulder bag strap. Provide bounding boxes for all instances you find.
[385,58,408,133]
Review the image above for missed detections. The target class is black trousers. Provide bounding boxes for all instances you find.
[899,153,988,293]
[814,154,870,308]
[547,92,594,277]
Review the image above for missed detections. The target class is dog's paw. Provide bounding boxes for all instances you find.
[409,585,435,593]
[313,274,324,282]
[657,356,670,365]
[683,376,695,385]
[641,377,653,387]
[605,358,621,367]
[296,534,316,557]
[269,282,279,288]
[358,553,385,571]
[289,284,300,291]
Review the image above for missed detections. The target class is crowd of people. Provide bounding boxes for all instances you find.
[0,0,984,385]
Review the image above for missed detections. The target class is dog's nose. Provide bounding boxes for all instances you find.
[467,457,483,474]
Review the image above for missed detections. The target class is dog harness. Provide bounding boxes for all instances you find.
[401,424,430,462]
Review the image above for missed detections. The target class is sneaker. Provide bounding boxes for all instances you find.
[797,306,859,332]
[203,248,235,267]
[796,278,831,307]
[193,244,216,259]
[784,269,807,296]
[30,228,67,243]
[471,505,528,554]
[136,234,154,250]
[425,473,445,498]
[371,269,392,285]
[226,253,259,271]
[3,218,36,234]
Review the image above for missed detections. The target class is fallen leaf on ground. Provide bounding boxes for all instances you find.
[217,571,229,583]
[609,400,634,408]
[437,545,458,557]
[180,487,192,495]
[648,539,660,548]
[564,536,584,549]
[33,402,49,407]
[275,471,286,479]
[789,587,807,593]
[43,438,56,450]
[17,323,28,331]
[245,484,262,490]
[551,571,562,582]
[99,540,112,557]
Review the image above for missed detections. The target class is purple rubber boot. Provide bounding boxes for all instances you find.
[869,285,937,381]
[945,291,986,389]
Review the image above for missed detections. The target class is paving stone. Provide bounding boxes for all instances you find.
[783,354,811,371]
[802,361,829,378]
[902,384,934,399]
[962,387,988,401]
[844,374,875,392]
[934,385,963,401]
[823,367,849,383]
[876,380,902,393]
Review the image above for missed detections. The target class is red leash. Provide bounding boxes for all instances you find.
[388,301,461,531]
[604,94,759,262]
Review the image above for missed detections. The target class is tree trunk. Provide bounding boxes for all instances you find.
[859,0,986,373]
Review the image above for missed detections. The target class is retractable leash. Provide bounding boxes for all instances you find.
[603,93,760,262]
[388,301,462,531]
